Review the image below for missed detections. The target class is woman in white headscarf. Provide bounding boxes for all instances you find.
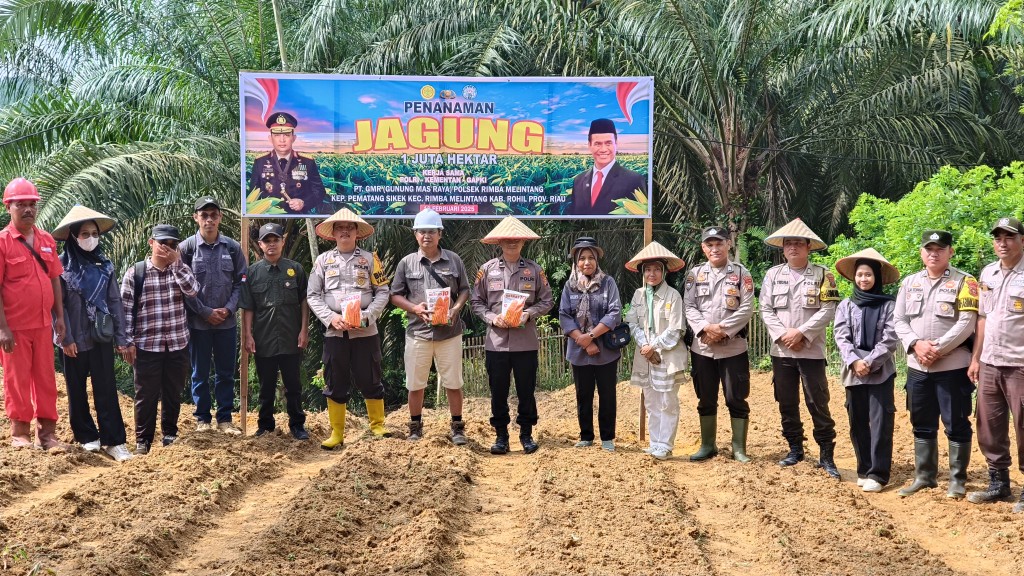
[624,242,687,460]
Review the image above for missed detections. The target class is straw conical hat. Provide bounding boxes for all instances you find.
[835,248,900,285]
[315,208,374,240]
[764,218,827,251]
[51,205,116,241]
[626,241,685,272]
[480,216,540,244]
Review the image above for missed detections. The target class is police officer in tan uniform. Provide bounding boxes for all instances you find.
[684,225,756,463]
[967,218,1024,511]
[759,218,841,477]
[307,208,391,450]
[894,230,978,499]
[470,217,553,455]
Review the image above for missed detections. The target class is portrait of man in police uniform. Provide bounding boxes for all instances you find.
[248,112,328,215]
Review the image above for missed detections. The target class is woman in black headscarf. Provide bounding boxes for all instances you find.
[52,206,132,461]
[833,248,900,492]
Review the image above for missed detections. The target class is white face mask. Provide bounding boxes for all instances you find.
[77,236,100,252]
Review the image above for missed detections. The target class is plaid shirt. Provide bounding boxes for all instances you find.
[121,258,200,352]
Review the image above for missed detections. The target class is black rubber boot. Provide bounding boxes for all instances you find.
[520,425,539,455]
[689,415,718,461]
[946,441,970,499]
[490,427,510,455]
[898,438,939,497]
[816,441,840,479]
[730,417,751,463]
[778,439,804,467]
[967,468,1012,504]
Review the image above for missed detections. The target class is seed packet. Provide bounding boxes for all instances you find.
[500,290,529,326]
[427,287,451,325]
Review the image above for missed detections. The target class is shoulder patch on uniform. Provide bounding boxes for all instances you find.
[370,252,389,286]
[820,272,841,302]
[475,268,485,283]
[743,275,754,293]
[539,269,549,287]
[957,276,979,312]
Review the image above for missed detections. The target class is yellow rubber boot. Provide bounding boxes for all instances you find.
[321,399,346,450]
[365,398,392,438]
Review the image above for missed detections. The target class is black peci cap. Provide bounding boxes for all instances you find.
[588,118,617,137]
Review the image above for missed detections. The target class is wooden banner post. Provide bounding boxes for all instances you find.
[239,216,250,435]
[638,217,653,442]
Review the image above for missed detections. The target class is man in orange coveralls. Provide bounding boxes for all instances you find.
[0,178,67,450]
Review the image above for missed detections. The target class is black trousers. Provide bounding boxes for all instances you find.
[572,360,618,441]
[691,351,751,419]
[906,367,974,443]
[846,377,896,485]
[322,334,384,403]
[485,350,539,431]
[771,356,836,445]
[134,347,190,444]
[61,343,126,446]
[254,353,306,431]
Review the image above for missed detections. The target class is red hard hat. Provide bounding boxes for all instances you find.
[3,178,41,204]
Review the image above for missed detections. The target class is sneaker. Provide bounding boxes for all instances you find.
[217,422,242,436]
[161,435,177,447]
[857,477,868,487]
[255,428,273,438]
[650,448,672,460]
[135,441,151,455]
[601,440,615,452]
[289,425,309,440]
[81,439,102,452]
[862,479,884,493]
[195,422,213,432]
[105,444,133,462]
[642,446,655,454]
[574,440,594,448]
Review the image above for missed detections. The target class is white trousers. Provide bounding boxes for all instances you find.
[644,387,680,451]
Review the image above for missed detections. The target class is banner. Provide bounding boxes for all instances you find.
[239,73,653,219]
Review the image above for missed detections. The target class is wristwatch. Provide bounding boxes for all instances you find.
[588,331,596,339]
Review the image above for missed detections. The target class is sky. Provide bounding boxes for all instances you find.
[242,74,653,155]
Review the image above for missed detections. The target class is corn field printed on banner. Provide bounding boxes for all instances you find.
[240,74,653,219]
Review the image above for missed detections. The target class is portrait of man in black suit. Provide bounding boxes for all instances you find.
[570,118,646,216]
[249,112,328,215]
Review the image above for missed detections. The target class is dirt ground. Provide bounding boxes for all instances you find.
[1,371,1022,576]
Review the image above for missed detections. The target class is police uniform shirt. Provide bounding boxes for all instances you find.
[470,256,554,352]
[893,267,978,372]
[977,257,1024,366]
[239,257,307,357]
[390,248,470,341]
[759,263,840,359]
[250,153,327,214]
[683,260,755,359]
[306,247,389,339]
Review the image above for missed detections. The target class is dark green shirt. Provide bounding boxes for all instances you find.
[239,257,307,357]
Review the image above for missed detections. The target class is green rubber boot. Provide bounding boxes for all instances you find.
[731,417,751,463]
[689,415,718,461]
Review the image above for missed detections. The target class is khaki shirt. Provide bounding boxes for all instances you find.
[470,256,554,352]
[759,263,840,359]
[894,267,978,372]
[683,261,755,359]
[307,247,389,339]
[977,257,1024,366]
[390,248,470,341]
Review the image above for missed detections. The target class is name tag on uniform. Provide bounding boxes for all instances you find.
[488,280,502,291]
[221,254,232,260]
[41,247,52,253]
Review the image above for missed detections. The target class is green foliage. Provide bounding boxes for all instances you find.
[820,162,1024,294]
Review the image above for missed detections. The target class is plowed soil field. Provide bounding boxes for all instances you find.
[1,371,1022,575]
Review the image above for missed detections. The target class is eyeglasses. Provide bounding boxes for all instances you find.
[158,239,179,248]
[77,232,100,239]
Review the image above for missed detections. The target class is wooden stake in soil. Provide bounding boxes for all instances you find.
[239,216,250,435]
